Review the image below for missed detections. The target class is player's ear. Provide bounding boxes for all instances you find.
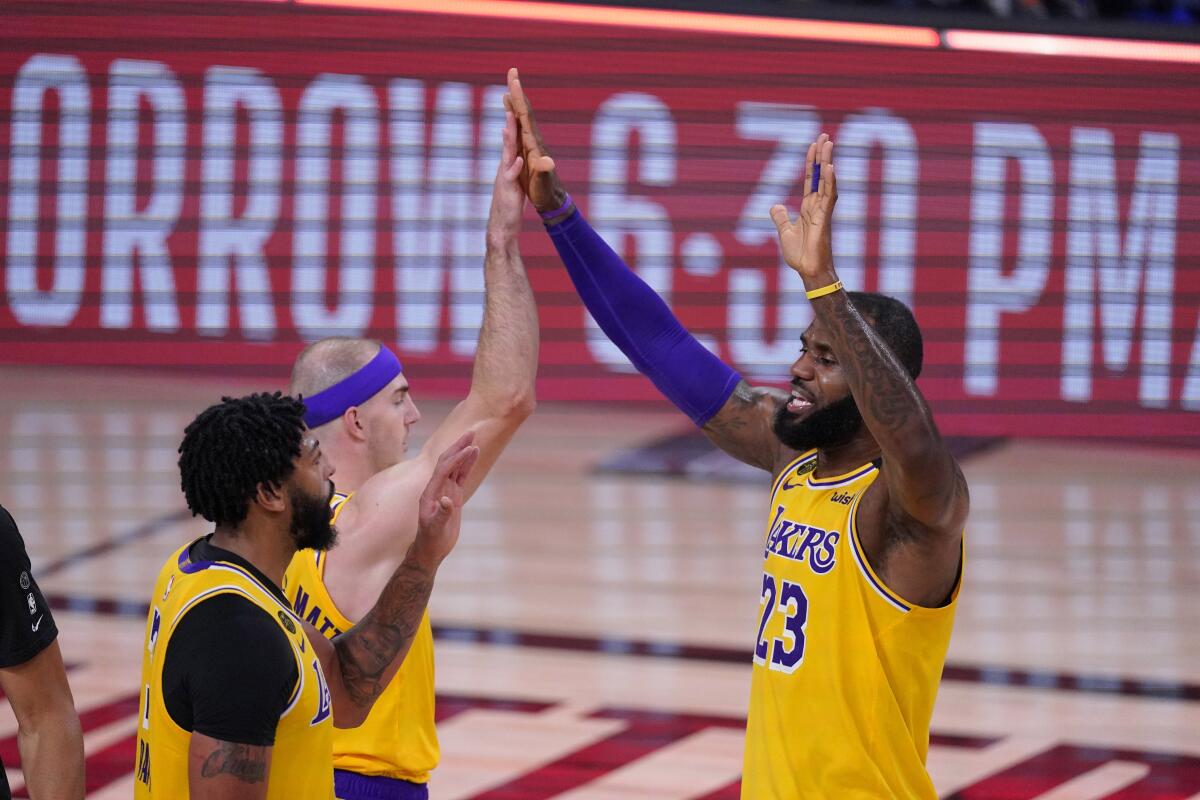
[343,406,367,442]
[255,480,287,513]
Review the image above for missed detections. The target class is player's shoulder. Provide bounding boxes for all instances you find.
[163,593,299,727]
[176,592,293,654]
[0,505,31,566]
[347,459,429,514]
[0,504,22,544]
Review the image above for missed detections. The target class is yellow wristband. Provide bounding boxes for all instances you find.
[805,280,844,300]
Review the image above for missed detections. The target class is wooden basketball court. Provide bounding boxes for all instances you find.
[2,365,1198,798]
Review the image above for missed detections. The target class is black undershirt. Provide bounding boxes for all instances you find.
[160,537,299,746]
[0,504,60,800]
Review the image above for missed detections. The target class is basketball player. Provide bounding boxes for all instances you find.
[282,105,537,798]
[134,392,479,799]
[0,504,84,800]
[506,69,968,798]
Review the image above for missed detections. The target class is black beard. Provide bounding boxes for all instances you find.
[772,394,864,452]
[289,483,338,552]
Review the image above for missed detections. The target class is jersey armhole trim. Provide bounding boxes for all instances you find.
[848,495,911,613]
[848,495,965,615]
[306,492,359,631]
[304,493,352,584]
[279,641,306,719]
[170,585,255,629]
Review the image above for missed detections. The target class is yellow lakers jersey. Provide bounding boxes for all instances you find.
[284,492,439,783]
[742,451,961,799]
[135,540,335,799]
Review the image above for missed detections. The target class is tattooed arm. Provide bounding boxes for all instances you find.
[701,381,794,473]
[770,135,967,603]
[188,734,269,799]
[306,433,480,728]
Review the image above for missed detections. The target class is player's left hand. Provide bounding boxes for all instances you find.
[486,108,526,249]
[410,431,480,569]
[770,133,838,285]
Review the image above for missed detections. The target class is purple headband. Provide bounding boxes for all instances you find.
[302,346,403,428]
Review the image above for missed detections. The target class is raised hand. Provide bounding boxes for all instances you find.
[486,108,527,248]
[770,133,837,285]
[411,431,480,567]
[504,68,568,214]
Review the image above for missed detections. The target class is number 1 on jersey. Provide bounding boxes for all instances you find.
[754,573,809,674]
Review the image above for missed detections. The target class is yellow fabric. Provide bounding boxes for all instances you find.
[741,451,961,800]
[135,540,334,799]
[284,493,438,783]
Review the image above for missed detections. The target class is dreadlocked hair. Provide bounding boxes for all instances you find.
[846,291,924,380]
[178,392,307,527]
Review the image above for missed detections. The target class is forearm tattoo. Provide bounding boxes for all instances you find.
[702,380,780,471]
[818,295,938,448]
[332,559,433,707]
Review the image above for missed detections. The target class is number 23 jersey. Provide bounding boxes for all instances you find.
[742,451,962,800]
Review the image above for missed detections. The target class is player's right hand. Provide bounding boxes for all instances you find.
[770,134,838,284]
[411,431,479,568]
[505,68,568,214]
[485,108,526,249]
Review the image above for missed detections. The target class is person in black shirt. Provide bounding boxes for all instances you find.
[0,505,84,800]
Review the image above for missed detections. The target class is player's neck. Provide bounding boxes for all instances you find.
[321,441,373,494]
[814,435,881,479]
[331,459,373,495]
[210,521,294,591]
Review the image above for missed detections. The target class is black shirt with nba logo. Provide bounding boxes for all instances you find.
[0,504,60,800]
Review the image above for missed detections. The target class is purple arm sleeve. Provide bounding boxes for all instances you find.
[546,209,741,427]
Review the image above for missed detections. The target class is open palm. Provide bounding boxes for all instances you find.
[770,134,838,281]
[504,68,565,213]
[414,432,480,566]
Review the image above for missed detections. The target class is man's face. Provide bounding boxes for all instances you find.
[356,374,421,473]
[288,437,338,552]
[772,319,864,452]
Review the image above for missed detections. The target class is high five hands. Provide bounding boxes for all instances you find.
[504,68,569,215]
[503,67,837,279]
[770,133,838,287]
[486,106,528,247]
